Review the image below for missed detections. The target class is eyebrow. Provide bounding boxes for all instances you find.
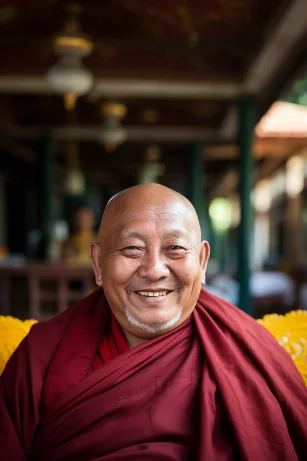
[120,230,187,240]
[120,231,145,240]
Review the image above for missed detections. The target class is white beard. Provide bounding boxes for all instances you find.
[125,307,183,335]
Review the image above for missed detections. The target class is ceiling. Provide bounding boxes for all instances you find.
[0,0,306,190]
[0,0,290,79]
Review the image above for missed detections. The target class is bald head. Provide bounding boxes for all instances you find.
[99,183,201,242]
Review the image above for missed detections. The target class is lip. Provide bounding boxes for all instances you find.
[131,291,173,304]
[133,288,174,292]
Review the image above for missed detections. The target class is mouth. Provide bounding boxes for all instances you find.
[125,282,181,305]
[135,290,172,297]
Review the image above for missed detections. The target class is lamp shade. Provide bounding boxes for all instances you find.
[64,169,86,196]
[46,56,93,95]
[100,126,127,146]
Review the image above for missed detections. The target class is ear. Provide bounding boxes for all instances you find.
[199,241,210,285]
[90,242,103,287]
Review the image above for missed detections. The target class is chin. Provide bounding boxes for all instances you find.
[125,307,183,336]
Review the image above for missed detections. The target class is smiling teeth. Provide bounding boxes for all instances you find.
[137,291,170,297]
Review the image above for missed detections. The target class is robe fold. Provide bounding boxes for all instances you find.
[91,313,130,369]
[1,288,306,461]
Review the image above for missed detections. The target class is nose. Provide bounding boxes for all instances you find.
[137,251,170,281]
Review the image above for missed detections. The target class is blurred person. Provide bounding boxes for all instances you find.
[1,184,306,461]
[62,206,96,265]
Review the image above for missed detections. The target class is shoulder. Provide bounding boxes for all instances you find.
[197,289,307,386]
[0,289,104,453]
[4,288,102,377]
[198,288,307,395]
[200,288,264,326]
[1,303,77,386]
[198,288,292,356]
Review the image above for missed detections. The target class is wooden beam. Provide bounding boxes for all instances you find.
[3,125,220,143]
[219,0,307,138]
[0,76,240,99]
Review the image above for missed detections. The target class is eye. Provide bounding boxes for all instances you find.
[168,245,183,251]
[166,245,187,259]
[166,245,187,257]
[121,246,144,257]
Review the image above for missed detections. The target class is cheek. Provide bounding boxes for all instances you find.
[175,257,201,287]
[103,256,139,285]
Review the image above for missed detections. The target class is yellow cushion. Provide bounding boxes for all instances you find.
[257,310,307,385]
[0,316,37,374]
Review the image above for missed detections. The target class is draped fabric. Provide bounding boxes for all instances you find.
[91,313,130,369]
[1,288,307,461]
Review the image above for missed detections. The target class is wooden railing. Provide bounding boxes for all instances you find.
[0,263,95,320]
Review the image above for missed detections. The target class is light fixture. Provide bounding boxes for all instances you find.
[64,139,86,196]
[99,102,127,151]
[100,126,127,152]
[47,56,93,96]
[64,168,86,196]
[138,145,165,184]
[101,102,127,119]
[46,14,94,100]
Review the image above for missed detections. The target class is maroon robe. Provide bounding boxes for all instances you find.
[1,288,306,461]
[91,312,130,369]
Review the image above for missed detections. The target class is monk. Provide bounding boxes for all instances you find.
[62,206,96,265]
[1,183,306,461]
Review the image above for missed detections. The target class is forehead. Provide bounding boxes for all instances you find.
[111,202,197,237]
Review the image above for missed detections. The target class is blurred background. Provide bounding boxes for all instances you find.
[0,0,306,320]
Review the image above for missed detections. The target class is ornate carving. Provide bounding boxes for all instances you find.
[258,310,307,385]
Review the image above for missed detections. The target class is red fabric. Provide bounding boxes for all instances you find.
[1,288,307,461]
[91,313,129,369]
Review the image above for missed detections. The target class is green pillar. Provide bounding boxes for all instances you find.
[237,95,255,315]
[187,140,208,239]
[38,134,53,259]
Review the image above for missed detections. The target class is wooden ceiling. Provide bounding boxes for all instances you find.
[0,0,289,79]
[0,0,306,189]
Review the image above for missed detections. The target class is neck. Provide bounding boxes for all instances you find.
[123,329,149,349]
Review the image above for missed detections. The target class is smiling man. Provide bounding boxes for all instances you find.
[91,184,209,348]
[1,183,307,461]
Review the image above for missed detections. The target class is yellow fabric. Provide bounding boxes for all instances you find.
[0,311,306,384]
[0,316,37,374]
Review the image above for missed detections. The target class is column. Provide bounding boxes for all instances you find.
[38,134,53,259]
[187,140,208,240]
[237,95,255,315]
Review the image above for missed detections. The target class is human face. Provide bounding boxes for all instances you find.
[91,202,209,339]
